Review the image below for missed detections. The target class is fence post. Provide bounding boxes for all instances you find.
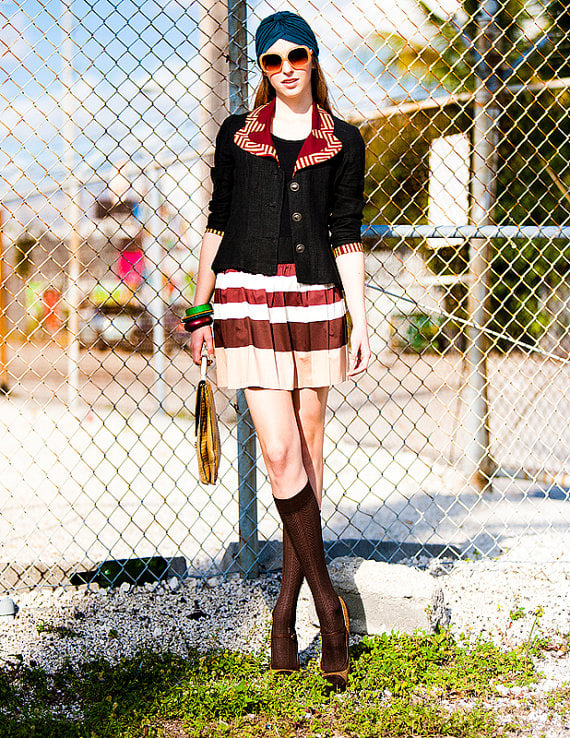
[0,207,8,395]
[147,166,167,411]
[61,0,81,413]
[227,0,259,579]
[464,0,500,491]
[197,1,228,242]
[236,390,258,578]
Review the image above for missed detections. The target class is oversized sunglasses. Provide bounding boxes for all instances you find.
[260,46,312,74]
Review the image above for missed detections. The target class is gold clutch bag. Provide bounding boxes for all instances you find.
[195,356,221,485]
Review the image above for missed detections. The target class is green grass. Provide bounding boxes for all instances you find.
[547,683,570,720]
[36,620,79,638]
[0,629,541,737]
[509,605,526,622]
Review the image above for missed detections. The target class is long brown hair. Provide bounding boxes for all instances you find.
[253,58,333,114]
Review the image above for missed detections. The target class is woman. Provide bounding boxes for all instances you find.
[188,11,371,691]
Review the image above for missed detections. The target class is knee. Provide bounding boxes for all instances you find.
[263,439,294,478]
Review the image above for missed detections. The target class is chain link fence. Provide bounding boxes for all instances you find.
[0,0,569,590]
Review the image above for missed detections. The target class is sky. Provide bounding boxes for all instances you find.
[0,0,479,200]
[1,0,205,194]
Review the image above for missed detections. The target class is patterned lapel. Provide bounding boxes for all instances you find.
[233,99,278,161]
[233,98,343,174]
[293,101,342,175]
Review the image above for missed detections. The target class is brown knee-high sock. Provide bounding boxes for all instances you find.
[274,480,347,673]
[273,530,304,633]
[270,531,304,670]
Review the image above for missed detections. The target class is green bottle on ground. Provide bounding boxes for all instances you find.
[71,556,170,588]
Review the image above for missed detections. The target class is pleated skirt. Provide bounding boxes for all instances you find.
[213,263,348,390]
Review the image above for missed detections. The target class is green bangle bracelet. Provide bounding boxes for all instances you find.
[185,303,213,319]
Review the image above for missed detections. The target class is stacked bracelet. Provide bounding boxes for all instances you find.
[182,303,214,333]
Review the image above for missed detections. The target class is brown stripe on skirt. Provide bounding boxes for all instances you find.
[214,316,347,352]
[212,263,349,390]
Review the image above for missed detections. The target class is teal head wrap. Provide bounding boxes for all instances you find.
[255,11,319,63]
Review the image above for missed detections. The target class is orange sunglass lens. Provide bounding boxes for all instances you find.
[261,47,310,73]
[261,54,282,73]
[288,48,310,67]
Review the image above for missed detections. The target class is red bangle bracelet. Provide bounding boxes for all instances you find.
[182,314,213,333]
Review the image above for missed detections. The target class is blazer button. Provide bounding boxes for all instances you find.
[291,212,302,222]
[295,243,305,253]
[289,181,300,191]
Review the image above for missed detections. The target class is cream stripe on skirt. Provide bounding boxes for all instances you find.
[213,263,349,390]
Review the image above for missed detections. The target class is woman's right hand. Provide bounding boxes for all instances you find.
[190,325,215,366]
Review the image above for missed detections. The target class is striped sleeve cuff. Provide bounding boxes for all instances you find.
[205,227,224,237]
[333,242,364,258]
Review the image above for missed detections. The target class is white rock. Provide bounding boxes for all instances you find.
[0,597,17,620]
[534,678,560,694]
[299,556,448,635]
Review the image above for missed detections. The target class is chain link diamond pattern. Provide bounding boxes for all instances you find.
[0,0,569,589]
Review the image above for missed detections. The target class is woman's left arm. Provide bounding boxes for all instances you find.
[336,251,371,377]
[330,126,371,377]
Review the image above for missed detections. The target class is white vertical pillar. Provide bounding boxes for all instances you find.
[464,0,501,492]
[61,0,82,412]
[428,134,470,250]
[196,0,230,238]
[147,166,166,411]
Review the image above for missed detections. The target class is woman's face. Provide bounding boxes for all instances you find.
[260,38,314,101]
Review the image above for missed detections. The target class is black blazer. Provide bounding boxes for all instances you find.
[205,99,365,286]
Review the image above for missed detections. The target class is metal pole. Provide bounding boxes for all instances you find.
[147,166,166,411]
[363,224,570,239]
[197,1,229,239]
[228,0,248,109]
[61,0,81,412]
[236,391,258,577]
[0,207,8,394]
[464,0,501,491]
[227,0,258,579]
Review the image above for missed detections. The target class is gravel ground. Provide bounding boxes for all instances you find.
[440,559,570,737]
[1,555,569,736]
[0,575,277,673]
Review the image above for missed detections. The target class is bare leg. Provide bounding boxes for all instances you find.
[243,386,328,503]
[293,386,329,509]
[243,388,307,499]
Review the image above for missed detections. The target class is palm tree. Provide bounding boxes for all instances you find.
[373,0,553,95]
[359,0,570,348]
[543,0,570,77]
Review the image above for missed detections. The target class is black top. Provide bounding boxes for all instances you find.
[207,110,365,286]
[271,133,306,264]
